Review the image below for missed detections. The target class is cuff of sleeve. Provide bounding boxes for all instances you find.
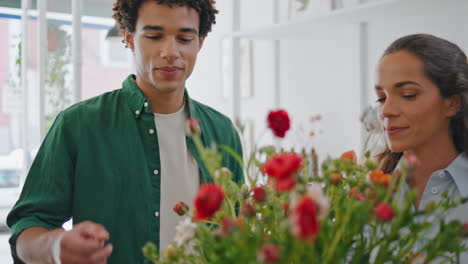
[9,218,57,263]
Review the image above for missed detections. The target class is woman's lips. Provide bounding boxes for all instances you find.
[385,126,409,136]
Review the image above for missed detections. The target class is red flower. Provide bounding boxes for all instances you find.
[340,150,357,163]
[267,109,291,138]
[264,153,303,192]
[173,201,189,216]
[194,184,224,220]
[258,243,280,264]
[290,197,320,242]
[253,186,267,202]
[241,203,256,218]
[374,202,395,221]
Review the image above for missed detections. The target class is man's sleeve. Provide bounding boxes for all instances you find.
[7,111,75,262]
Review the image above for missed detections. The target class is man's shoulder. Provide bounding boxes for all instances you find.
[61,89,123,120]
[190,99,233,127]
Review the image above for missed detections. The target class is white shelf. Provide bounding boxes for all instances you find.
[228,0,458,40]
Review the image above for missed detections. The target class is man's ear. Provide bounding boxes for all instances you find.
[445,95,462,117]
[198,36,205,51]
[123,30,135,51]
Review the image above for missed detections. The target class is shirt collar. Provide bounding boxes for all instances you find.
[445,152,468,198]
[122,74,198,120]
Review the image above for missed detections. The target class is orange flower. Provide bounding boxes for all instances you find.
[369,169,391,186]
[340,150,357,163]
[330,173,341,185]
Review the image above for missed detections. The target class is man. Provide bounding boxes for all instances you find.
[7,0,243,263]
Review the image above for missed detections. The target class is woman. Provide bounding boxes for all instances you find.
[375,33,468,260]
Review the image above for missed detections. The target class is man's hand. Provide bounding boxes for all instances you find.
[59,221,113,263]
[17,221,113,264]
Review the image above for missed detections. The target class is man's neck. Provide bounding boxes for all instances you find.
[136,77,185,114]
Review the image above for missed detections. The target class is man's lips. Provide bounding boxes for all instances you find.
[385,126,409,135]
[156,67,183,78]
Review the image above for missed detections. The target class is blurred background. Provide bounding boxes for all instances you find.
[0,0,466,261]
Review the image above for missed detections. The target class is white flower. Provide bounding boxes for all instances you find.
[360,105,383,133]
[174,217,197,248]
[305,182,330,220]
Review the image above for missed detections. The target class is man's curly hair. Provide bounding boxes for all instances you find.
[112,0,218,37]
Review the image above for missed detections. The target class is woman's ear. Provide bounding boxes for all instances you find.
[445,95,462,117]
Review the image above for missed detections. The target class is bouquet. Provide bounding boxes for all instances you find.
[144,110,468,264]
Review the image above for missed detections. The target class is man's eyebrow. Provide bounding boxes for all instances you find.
[180,27,198,34]
[141,25,198,35]
[142,25,163,31]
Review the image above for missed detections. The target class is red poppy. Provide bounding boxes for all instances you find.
[290,197,320,242]
[253,186,267,203]
[194,184,224,220]
[267,109,291,138]
[264,153,303,192]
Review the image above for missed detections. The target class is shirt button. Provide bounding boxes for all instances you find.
[153,170,159,175]
[144,102,149,107]
[431,187,438,194]
[135,110,140,115]
[438,171,445,178]
[149,129,155,134]
[155,211,159,217]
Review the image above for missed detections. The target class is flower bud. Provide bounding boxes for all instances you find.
[163,244,178,260]
[173,201,190,216]
[330,172,341,185]
[258,244,280,264]
[186,118,201,136]
[374,202,395,221]
[241,203,256,218]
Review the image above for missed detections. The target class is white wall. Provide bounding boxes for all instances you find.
[182,0,468,161]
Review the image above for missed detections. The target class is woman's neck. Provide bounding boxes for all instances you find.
[403,136,459,209]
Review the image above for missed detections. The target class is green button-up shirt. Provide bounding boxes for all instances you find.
[7,75,244,263]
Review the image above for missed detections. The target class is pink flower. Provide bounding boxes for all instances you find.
[374,202,395,221]
[194,184,224,220]
[258,244,280,264]
[173,201,190,216]
[290,196,320,242]
[267,109,291,138]
[264,153,303,192]
[405,154,419,167]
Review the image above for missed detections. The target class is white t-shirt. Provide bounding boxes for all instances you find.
[154,104,200,250]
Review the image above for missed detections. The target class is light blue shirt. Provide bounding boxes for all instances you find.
[398,152,468,263]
